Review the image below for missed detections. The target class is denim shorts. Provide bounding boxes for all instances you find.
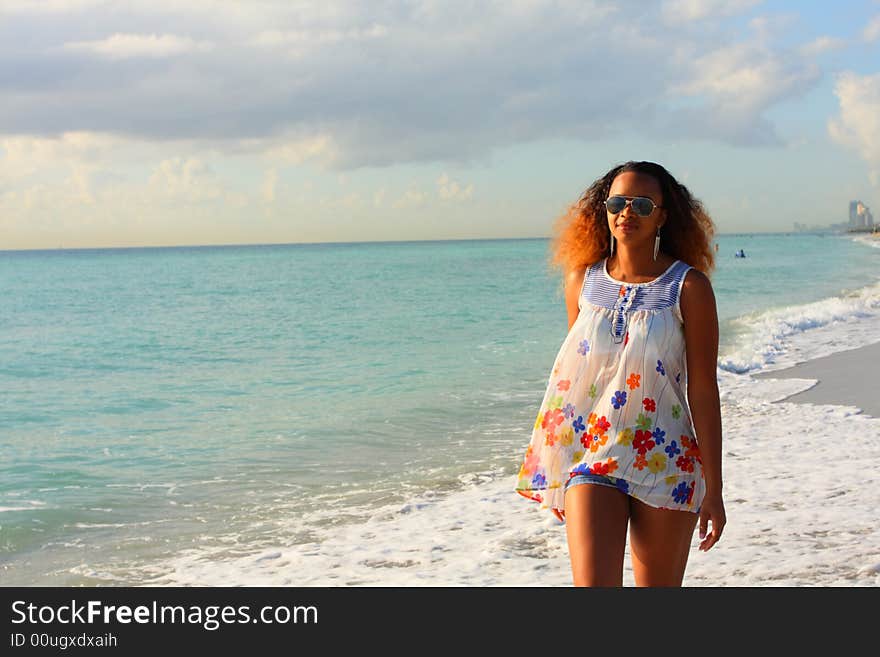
[564,472,628,494]
[563,471,702,514]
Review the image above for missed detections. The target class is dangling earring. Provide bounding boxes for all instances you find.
[609,233,615,258]
[653,228,661,261]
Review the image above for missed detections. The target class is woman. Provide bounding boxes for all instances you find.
[515,161,726,586]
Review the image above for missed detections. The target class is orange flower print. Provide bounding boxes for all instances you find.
[544,430,557,447]
[588,412,597,427]
[542,407,564,432]
[557,379,571,391]
[588,432,609,453]
[676,455,695,473]
[683,435,702,462]
[627,373,641,390]
[634,454,648,471]
[591,458,618,476]
[590,415,611,435]
[521,446,539,476]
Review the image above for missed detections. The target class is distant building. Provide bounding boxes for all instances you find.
[849,200,874,230]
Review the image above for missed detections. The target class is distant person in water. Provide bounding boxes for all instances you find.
[735,249,746,258]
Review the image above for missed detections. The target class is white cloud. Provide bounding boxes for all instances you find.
[63,33,214,59]
[437,173,473,201]
[661,0,762,22]
[673,42,818,112]
[261,168,277,203]
[0,0,830,169]
[391,189,426,209]
[250,24,388,57]
[864,15,880,42]
[798,36,848,56]
[262,134,338,168]
[148,156,223,201]
[828,72,880,185]
[0,132,123,184]
[66,163,96,204]
[318,192,361,209]
[0,0,104,13]
[747,13,799,42]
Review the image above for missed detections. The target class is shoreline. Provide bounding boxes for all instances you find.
[751,340,880,418]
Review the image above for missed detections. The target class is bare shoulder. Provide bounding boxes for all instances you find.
[565,264,588,289]
[680,268,713,295]
[679,268,717,321]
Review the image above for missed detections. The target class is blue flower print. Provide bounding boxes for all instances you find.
[611,390,627,409]
[532,473,547,488]
[672,481,690,504]
[615,478,630,494]
[563,403,576,418]
[656,360,665,376]
[570,463,591,476]
[572,415,585,434]
[665,440,681,458]
[652,426,666,445]
[578,339,590,356]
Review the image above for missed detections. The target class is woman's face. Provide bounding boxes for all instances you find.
[606,171,666,252]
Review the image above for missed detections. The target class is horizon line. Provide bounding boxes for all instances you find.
[0,229,849,254]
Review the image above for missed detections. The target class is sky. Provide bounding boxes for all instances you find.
[1,0,879,250]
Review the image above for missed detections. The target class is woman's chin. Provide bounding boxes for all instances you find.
[614,232,649,247]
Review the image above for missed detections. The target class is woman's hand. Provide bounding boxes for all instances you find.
[698,492,726,551]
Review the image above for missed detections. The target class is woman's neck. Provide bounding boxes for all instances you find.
[608,249,672,281]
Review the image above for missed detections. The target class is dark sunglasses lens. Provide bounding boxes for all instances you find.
[632,198,655,216]
[605,197,626,213]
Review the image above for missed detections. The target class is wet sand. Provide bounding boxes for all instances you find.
[751,341,880,418]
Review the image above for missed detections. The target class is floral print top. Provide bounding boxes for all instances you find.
[515,258,705,520]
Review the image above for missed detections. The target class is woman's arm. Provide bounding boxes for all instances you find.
[564,266,587,332]
[680,268,726,551]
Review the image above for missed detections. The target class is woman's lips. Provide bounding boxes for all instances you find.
[617,222,638,233]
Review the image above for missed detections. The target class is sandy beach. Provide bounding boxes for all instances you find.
[142,329,880,586]
[751,341,880,418]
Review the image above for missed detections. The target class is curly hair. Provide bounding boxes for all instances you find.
[546,161,716,292]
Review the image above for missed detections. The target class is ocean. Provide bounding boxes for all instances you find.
[2,233,880,586]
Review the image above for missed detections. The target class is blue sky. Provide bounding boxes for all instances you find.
[1,0,878,249]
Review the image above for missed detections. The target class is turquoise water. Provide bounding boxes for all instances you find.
[1,233,878,584]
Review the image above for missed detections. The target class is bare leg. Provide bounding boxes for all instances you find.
[628,497,698,587]
[564,484,630,586]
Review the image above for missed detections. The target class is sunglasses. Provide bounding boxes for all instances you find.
[604,195,661,217]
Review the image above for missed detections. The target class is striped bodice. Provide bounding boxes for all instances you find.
[579,258,692,343]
